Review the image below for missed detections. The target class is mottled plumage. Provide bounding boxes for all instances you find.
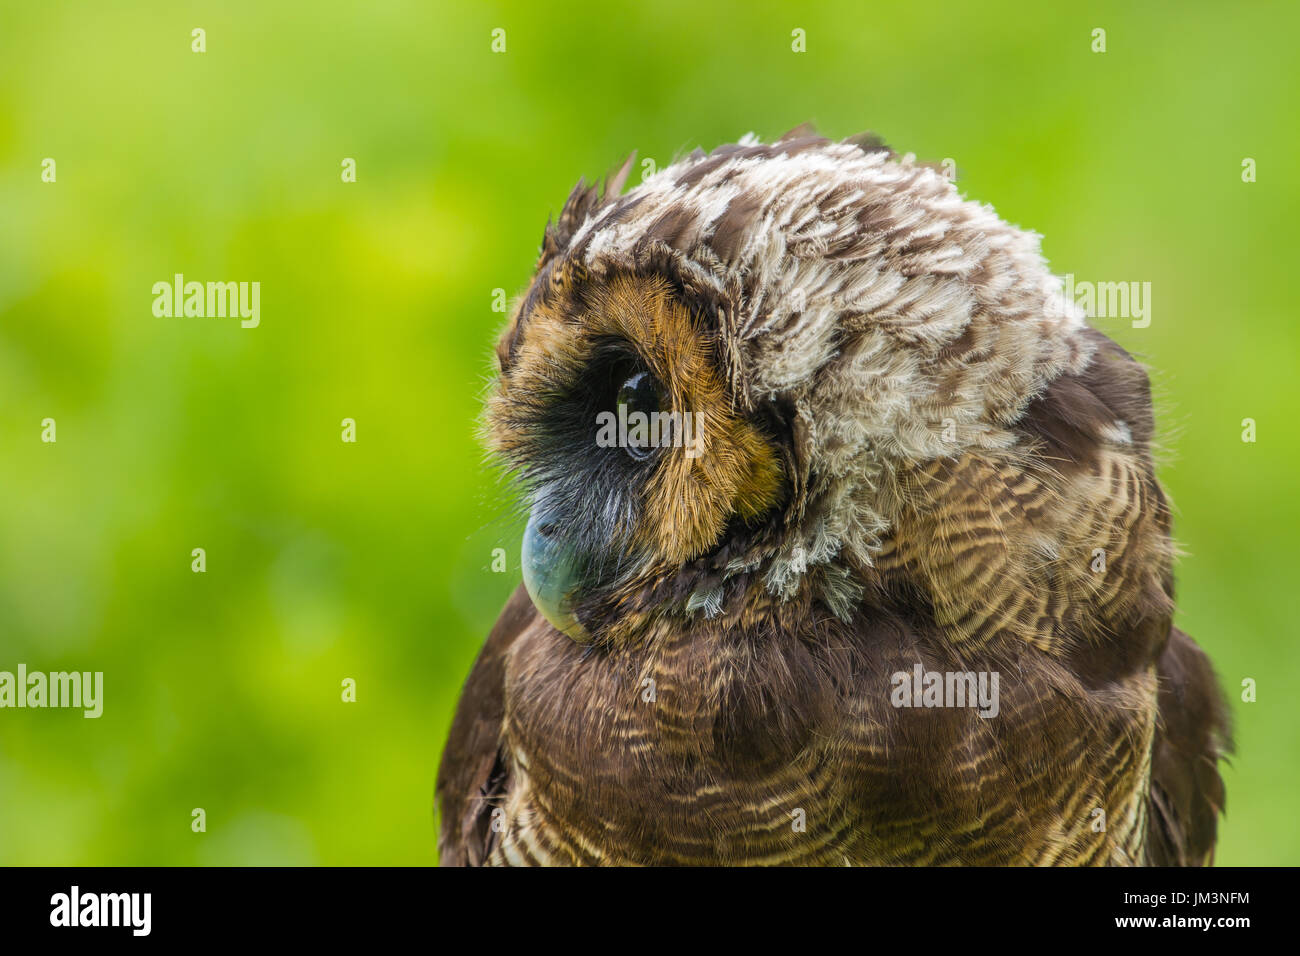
[437,128,1229,866]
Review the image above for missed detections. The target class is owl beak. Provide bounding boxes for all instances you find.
[521,507,593,643]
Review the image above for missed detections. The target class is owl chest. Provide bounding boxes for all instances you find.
[493,624,1158,865]
[488,736,858,866]
[495,633,860,864]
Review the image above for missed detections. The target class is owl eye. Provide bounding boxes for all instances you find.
[615,370,664,461]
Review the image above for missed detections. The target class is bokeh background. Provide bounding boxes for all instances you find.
[1,1,1296,865]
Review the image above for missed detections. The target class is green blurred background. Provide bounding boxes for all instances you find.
[1,1,1296,865]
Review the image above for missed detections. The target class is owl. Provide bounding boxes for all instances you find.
[436,126,1230,866]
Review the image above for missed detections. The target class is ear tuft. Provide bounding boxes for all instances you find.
[777,121,819,142]
[841,130,893,158]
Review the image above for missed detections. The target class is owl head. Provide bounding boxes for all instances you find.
[486,127,1099,644]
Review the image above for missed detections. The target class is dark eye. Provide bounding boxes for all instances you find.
[617,370,660,417]
[616,370,664,461]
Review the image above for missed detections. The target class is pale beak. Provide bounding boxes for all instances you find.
[521,506,593,643]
